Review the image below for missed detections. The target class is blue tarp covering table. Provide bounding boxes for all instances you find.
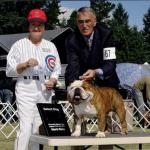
[116,63,150,87]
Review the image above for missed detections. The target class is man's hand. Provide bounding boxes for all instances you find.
[79,69,96,80]
[44,78,57,90]
[16,58,39,74]
[26,58,38,67]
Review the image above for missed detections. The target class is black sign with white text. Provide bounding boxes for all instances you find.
[37,103,71,136]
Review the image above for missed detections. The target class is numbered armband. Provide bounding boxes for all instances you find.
[103,47,116,60]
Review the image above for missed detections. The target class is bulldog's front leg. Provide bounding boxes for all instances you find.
[96,113,106,138]
[71,115,82,137]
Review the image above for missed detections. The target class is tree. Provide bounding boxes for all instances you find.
[16,0,45,17]
[43,0,61,29]
[90,0,115,25]
[0,0,62,34]
[67,10,77,30]
[0,1,29,34]
[0,12,27,34]
[0,1,16,14]
[127,26,145,63]
[143,7,150,63]
[59,17,67,28]
[142,42,150,63]
[109,3,130,62]
[143,7,150,44]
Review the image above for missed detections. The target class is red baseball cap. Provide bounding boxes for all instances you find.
[27,9,47,24]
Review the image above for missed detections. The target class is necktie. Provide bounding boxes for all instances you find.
[87,39,92,50]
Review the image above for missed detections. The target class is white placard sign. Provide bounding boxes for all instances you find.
[103,47,116,60]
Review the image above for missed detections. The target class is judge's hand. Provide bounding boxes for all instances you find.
[79,69,96,80]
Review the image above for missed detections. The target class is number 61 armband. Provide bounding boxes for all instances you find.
[103,47,116,60]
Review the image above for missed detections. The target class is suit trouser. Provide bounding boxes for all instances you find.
[14,79,52,150]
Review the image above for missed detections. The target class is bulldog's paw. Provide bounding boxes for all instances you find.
[95,131,106,138]
[120,130,128,135]
[121,128,128,135]
[71,130,81,137]
[120,132,125,135]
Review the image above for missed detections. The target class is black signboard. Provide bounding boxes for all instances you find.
[37,103,71,136]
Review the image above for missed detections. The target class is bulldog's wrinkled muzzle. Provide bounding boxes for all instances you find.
[73,88,81,100]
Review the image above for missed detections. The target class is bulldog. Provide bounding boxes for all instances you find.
[68,80,128,137]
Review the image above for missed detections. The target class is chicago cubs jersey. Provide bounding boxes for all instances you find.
[6,37,61,81]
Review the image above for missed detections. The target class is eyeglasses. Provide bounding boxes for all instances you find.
[77,19,92,25]
[30,24,45,29]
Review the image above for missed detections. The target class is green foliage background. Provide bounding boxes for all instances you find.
[0,0,150,64]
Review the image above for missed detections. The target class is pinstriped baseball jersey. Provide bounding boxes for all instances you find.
[6,37,61,80]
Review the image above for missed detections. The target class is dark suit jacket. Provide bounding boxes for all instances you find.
[65,23,120,88]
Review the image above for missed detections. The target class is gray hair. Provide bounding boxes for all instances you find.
[77,7,96,19]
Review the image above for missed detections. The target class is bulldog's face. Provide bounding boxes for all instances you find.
[67,80,93,105]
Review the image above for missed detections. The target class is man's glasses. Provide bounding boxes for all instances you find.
[77,19,92,25]
[30,24,44,29]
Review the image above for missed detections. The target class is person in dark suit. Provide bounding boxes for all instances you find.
[65,7,119,89]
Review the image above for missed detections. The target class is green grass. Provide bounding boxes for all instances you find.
[0,125,150,150]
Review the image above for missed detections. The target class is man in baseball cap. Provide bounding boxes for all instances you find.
[27,9,47,24]
[27,9,47,43]
[9,8,61,150]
